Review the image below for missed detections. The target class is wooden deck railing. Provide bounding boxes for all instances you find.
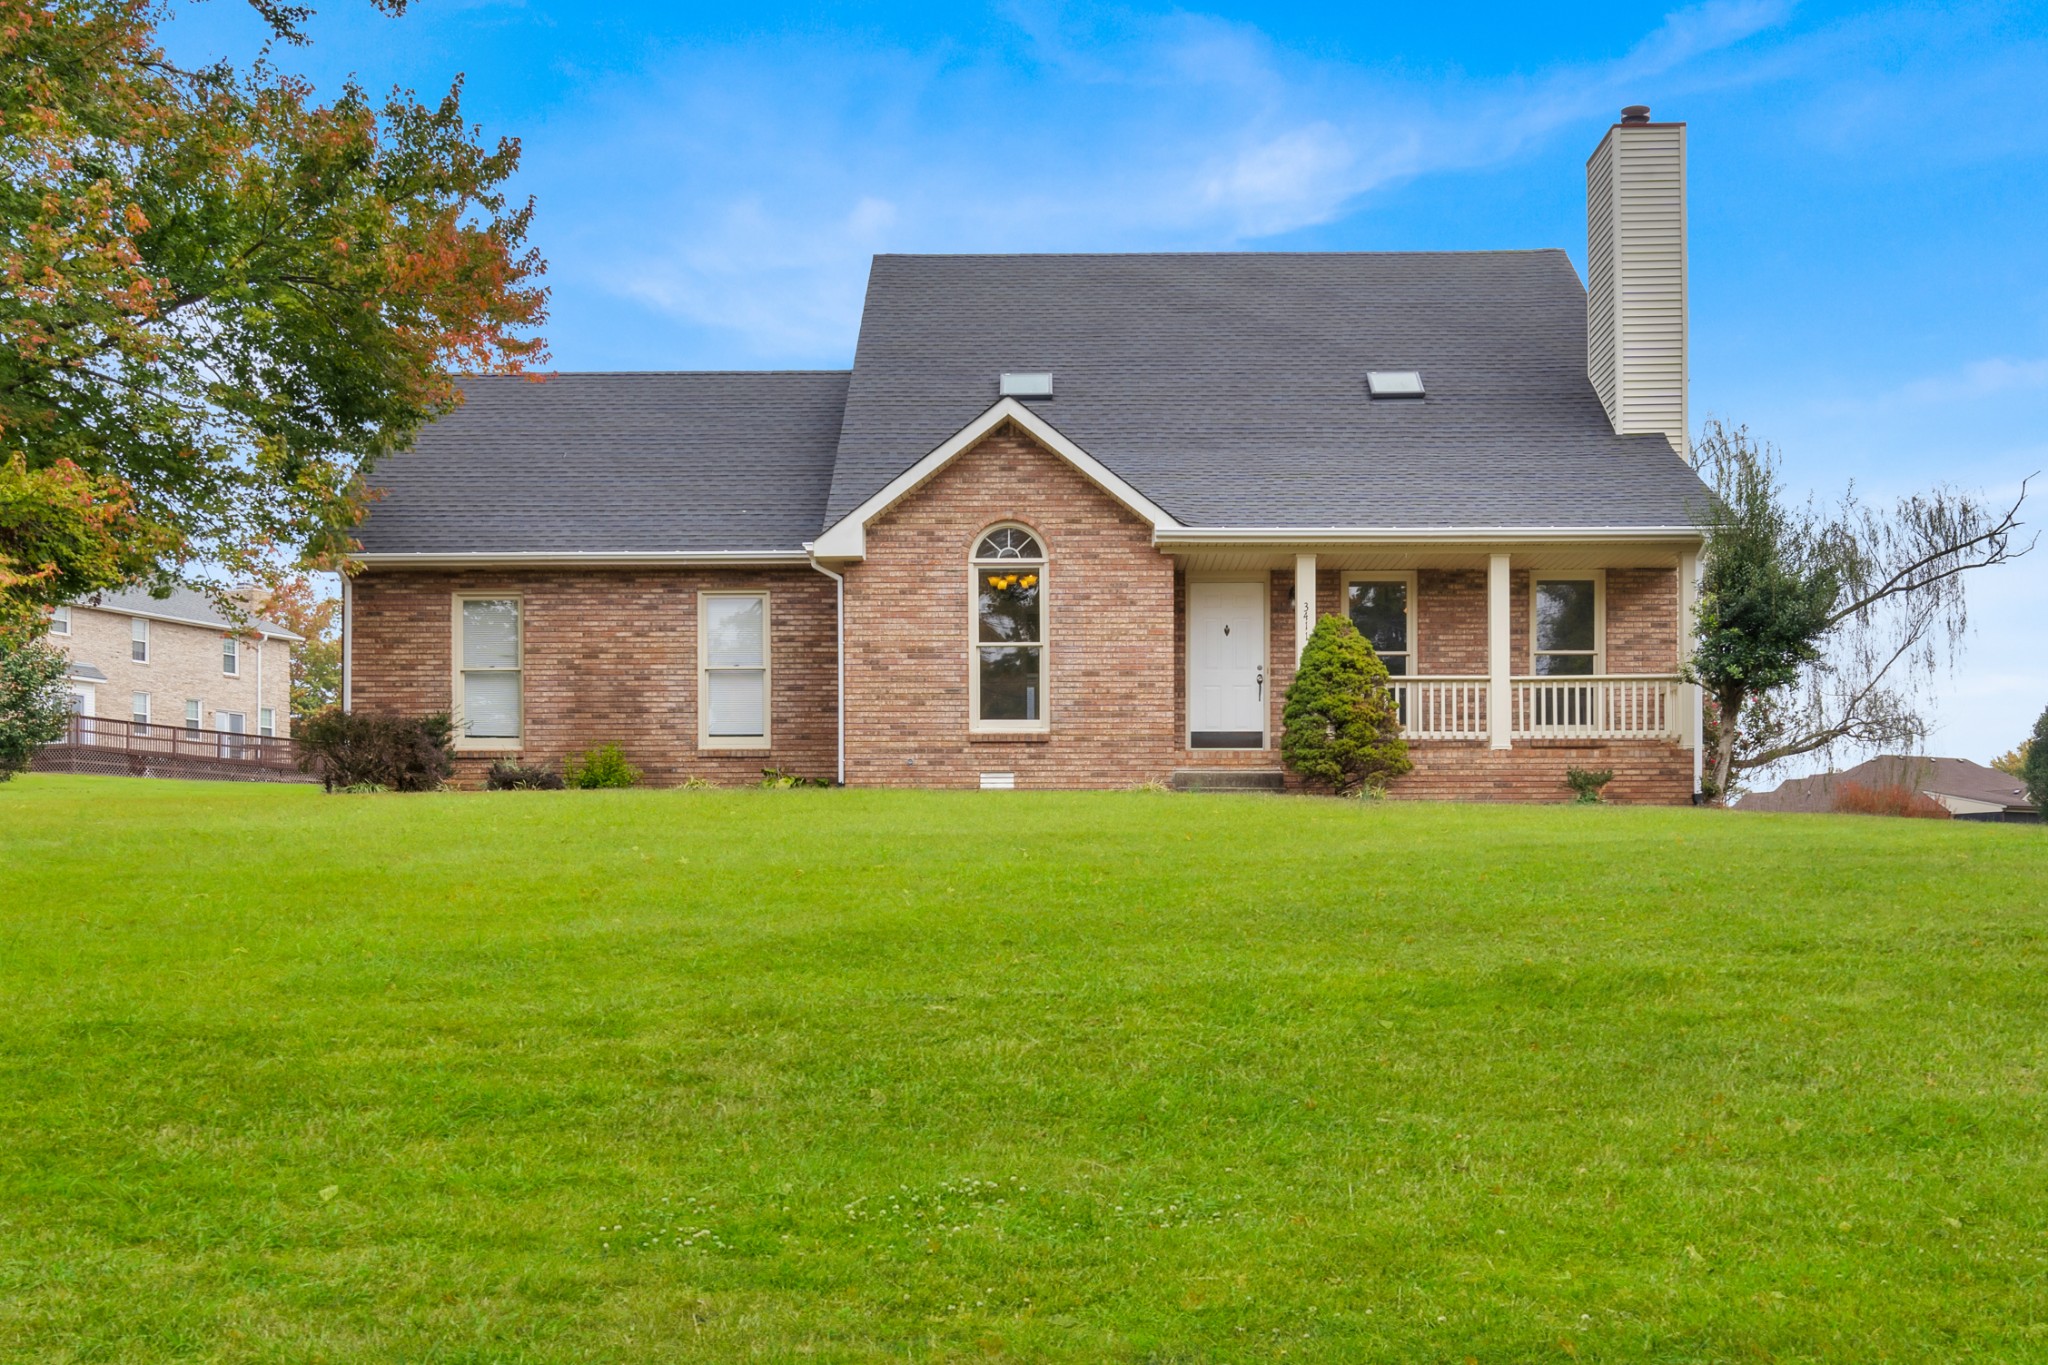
[1391,676,1687,743]
[50,714,304,771]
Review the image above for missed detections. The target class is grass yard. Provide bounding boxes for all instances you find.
[1,777,2045,1363]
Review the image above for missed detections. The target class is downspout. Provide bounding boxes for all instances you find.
[340,574,354,713]
[805,555,846,786]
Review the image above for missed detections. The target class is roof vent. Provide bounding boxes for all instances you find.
[1000,372,1053,397]
[1620,104,1651,124]
[1366,370,1425,399]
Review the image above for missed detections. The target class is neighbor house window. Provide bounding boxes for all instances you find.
[699,592,770,747]
[453,596,522,746]
[971,526,1047,730]
[1532,575,1603,675]
[222,636,239,675]
[131,616,149,663]
[50,606,70,636]
[131,691,150,726]
[1344,573,1416,676]
[259,707,276,738]
[185,699,201,732]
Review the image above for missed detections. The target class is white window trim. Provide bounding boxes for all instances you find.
[698,590,772,750]
[185,699,202,732]
[259,707,276,738]
[49,606,70,636]
[1340,570,1419,676]
[222,636,240,676]
[1183,574,1270,751]
[969,526,1050,734]
[131,616,149,664]
[1529,571,1606,675]
[451,593,524,751]
[131,691,151,725]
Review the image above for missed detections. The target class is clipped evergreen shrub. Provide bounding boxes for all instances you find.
[1280,614,1412,796]
[485,760,565,791]
[295,709,454,792]
[564,744,641,789]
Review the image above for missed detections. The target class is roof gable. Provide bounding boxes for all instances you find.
[811,398,1178,558]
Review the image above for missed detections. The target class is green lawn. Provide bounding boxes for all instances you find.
[1,777,2044,1363]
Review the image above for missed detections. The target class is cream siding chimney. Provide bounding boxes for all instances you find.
[1586,108,1688,460]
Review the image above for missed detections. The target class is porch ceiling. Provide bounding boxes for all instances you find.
[1163,540,1692,573]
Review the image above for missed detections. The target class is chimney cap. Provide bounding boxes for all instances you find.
[1620,105,1651,124]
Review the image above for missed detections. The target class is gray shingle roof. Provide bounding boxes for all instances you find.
[827,251,1708,529]
[357,252,1712,553]
[78,585,299,640]
[355,371,850,554]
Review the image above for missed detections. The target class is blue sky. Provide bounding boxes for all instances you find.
[172,0,2048,768]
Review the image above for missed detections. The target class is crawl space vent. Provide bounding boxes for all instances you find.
[979,772,1017,790]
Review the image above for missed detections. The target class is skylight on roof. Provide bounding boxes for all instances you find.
[1000,372,1054,397]
[1367,370,1425,398]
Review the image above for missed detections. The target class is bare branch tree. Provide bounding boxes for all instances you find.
[1688,421,2033,800]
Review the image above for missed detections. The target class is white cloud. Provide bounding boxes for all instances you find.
[1900,356,2048,403]
[539,1,1794,358]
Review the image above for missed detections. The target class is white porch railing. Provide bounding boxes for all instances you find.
[1389,675,1687,742]
[1508,675,1685,740]
[1388,677,1490,740]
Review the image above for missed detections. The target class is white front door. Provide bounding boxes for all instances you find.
[1188,580,1266,748]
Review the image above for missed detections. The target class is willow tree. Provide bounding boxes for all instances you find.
[0,0,547,641]
[1689,421,2031,800]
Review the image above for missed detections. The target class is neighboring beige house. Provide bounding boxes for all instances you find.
[48,586,299,740]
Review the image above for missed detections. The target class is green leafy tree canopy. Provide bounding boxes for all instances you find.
[1,0,547,631]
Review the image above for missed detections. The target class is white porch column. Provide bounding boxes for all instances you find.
[1679,547,1703,792]
[1487,552,1512,749]
[1293,553,1317,662]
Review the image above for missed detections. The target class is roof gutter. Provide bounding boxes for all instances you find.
[351,550,815,570]
[1152,525,1704,546]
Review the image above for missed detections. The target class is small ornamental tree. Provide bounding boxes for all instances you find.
[2022,706,2048,818]
[1280,614,1412,796]
[0,638,71,778]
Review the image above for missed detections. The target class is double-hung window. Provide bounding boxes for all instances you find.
[131,691,150,727]
[971,527,1047,730]
[454,597,523,747]
[259,707,276,738]
[130,617,149,663]
[700,592,769,747]
[1531,575,1603,675]
[50,606,70,636]
[1343,573,1415,676]
[185,699,202,732]
[222,636,240,676]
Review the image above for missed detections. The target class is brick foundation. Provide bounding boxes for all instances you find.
[1392,739,1694,804]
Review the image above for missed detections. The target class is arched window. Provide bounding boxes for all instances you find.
[971,526,1046,729]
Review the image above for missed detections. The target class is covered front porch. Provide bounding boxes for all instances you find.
[1165,532,1704,800]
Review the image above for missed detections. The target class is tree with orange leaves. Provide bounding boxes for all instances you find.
[0,0,546,641]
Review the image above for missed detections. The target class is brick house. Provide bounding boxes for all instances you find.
[346,108,1710,801]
